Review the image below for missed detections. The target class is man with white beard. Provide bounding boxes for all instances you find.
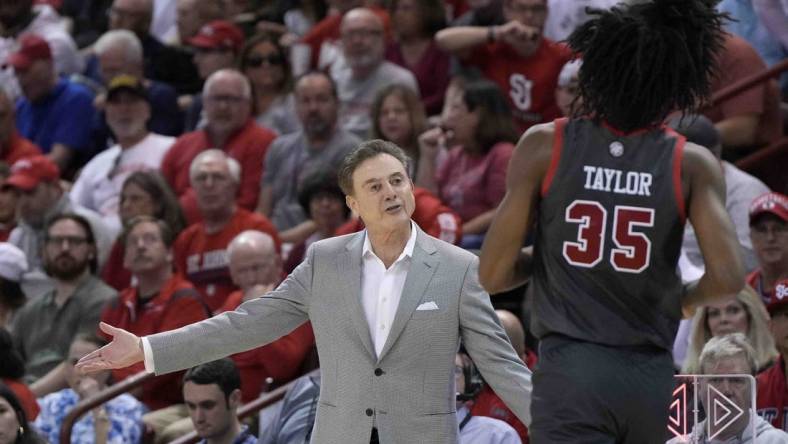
[70,75,174,233]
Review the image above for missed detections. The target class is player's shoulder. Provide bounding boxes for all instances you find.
[681,141,720,176]
[510,121,559,175]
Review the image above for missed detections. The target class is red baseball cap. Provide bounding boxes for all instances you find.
[6,34,52,70]
[3,155,60,191]
[749,192,788,225]
[768,279,788,314]
[188,20,244,53]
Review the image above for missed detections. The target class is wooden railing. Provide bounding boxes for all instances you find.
[59,371,153,444]
[708,58,788,108]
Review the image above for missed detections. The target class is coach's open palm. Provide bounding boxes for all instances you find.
[75,322,145,374]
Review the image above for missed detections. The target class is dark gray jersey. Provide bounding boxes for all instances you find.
[530,118,687,351]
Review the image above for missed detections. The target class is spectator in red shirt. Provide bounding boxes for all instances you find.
[173,149,280,313]
[758,279,788,431]
[436,0,571,132]
[417,78,517,248]
[747,192,788,304]
[161,69,277,224]
[0,89,41,167]
[385,0,450,115]
[100,216,210,410]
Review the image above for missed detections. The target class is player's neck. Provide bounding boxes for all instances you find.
[367,222,411,268]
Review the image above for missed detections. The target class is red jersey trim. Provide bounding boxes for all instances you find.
[601,119,664,137]
[665,128,687,223]
[541,117,567,197]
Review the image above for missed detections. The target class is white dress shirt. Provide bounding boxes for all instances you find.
[361,221,417,357]
[141,221,419,370]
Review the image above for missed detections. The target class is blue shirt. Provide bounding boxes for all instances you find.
[34,388,146,444]
[15,78,96,153]
[197,425,258,444]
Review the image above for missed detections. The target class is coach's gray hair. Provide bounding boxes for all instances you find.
[699,333,758,376]
[337,139,412,196]
[93,30,143,65]
[189,149,241,184]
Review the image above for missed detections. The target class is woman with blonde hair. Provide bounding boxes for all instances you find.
[682,285,778,374]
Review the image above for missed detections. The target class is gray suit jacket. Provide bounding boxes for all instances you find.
[147,225,532,444]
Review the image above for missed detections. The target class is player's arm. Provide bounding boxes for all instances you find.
[479,124,553,294]
[681,142,745,317]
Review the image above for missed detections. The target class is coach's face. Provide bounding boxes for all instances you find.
[346,153,415,232]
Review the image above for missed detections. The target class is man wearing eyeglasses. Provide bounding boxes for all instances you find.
[436,0,570,133]
[332,8,418,139]
[10,213,116,387]
[161,69,277,224]
[100,215,210,412]
[182,20,245,132]
[4,155,114,296]
[747,192,788,305]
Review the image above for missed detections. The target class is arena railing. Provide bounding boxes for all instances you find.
[707,58,788,108]
[706,58,788,192]
[58,370,153,444]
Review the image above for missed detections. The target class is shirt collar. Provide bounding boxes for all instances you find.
[362,220,417,263]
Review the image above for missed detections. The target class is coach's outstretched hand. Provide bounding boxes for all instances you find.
[75,322,145,374]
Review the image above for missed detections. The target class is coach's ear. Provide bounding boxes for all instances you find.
[346,194,359,216]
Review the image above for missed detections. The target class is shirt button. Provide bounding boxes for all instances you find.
[374,368,383,376]
[366,408,374,417]
[380,324,385,330]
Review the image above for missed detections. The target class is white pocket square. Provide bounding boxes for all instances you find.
[416,301,439,311]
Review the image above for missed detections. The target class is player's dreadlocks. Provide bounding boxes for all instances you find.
[568,0,728,132]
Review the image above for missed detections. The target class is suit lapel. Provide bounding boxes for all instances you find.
[377,228,438,362]
[338,232,376,359]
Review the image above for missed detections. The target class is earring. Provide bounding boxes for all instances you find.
[18,425,24,435]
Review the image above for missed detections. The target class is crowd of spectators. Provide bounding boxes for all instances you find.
[0,0,785,442]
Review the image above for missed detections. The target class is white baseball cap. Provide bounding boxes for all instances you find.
[0,243,28,282]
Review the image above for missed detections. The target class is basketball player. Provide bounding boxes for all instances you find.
[479,1,745,442]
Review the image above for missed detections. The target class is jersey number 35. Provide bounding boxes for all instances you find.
[562,199,654,273]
